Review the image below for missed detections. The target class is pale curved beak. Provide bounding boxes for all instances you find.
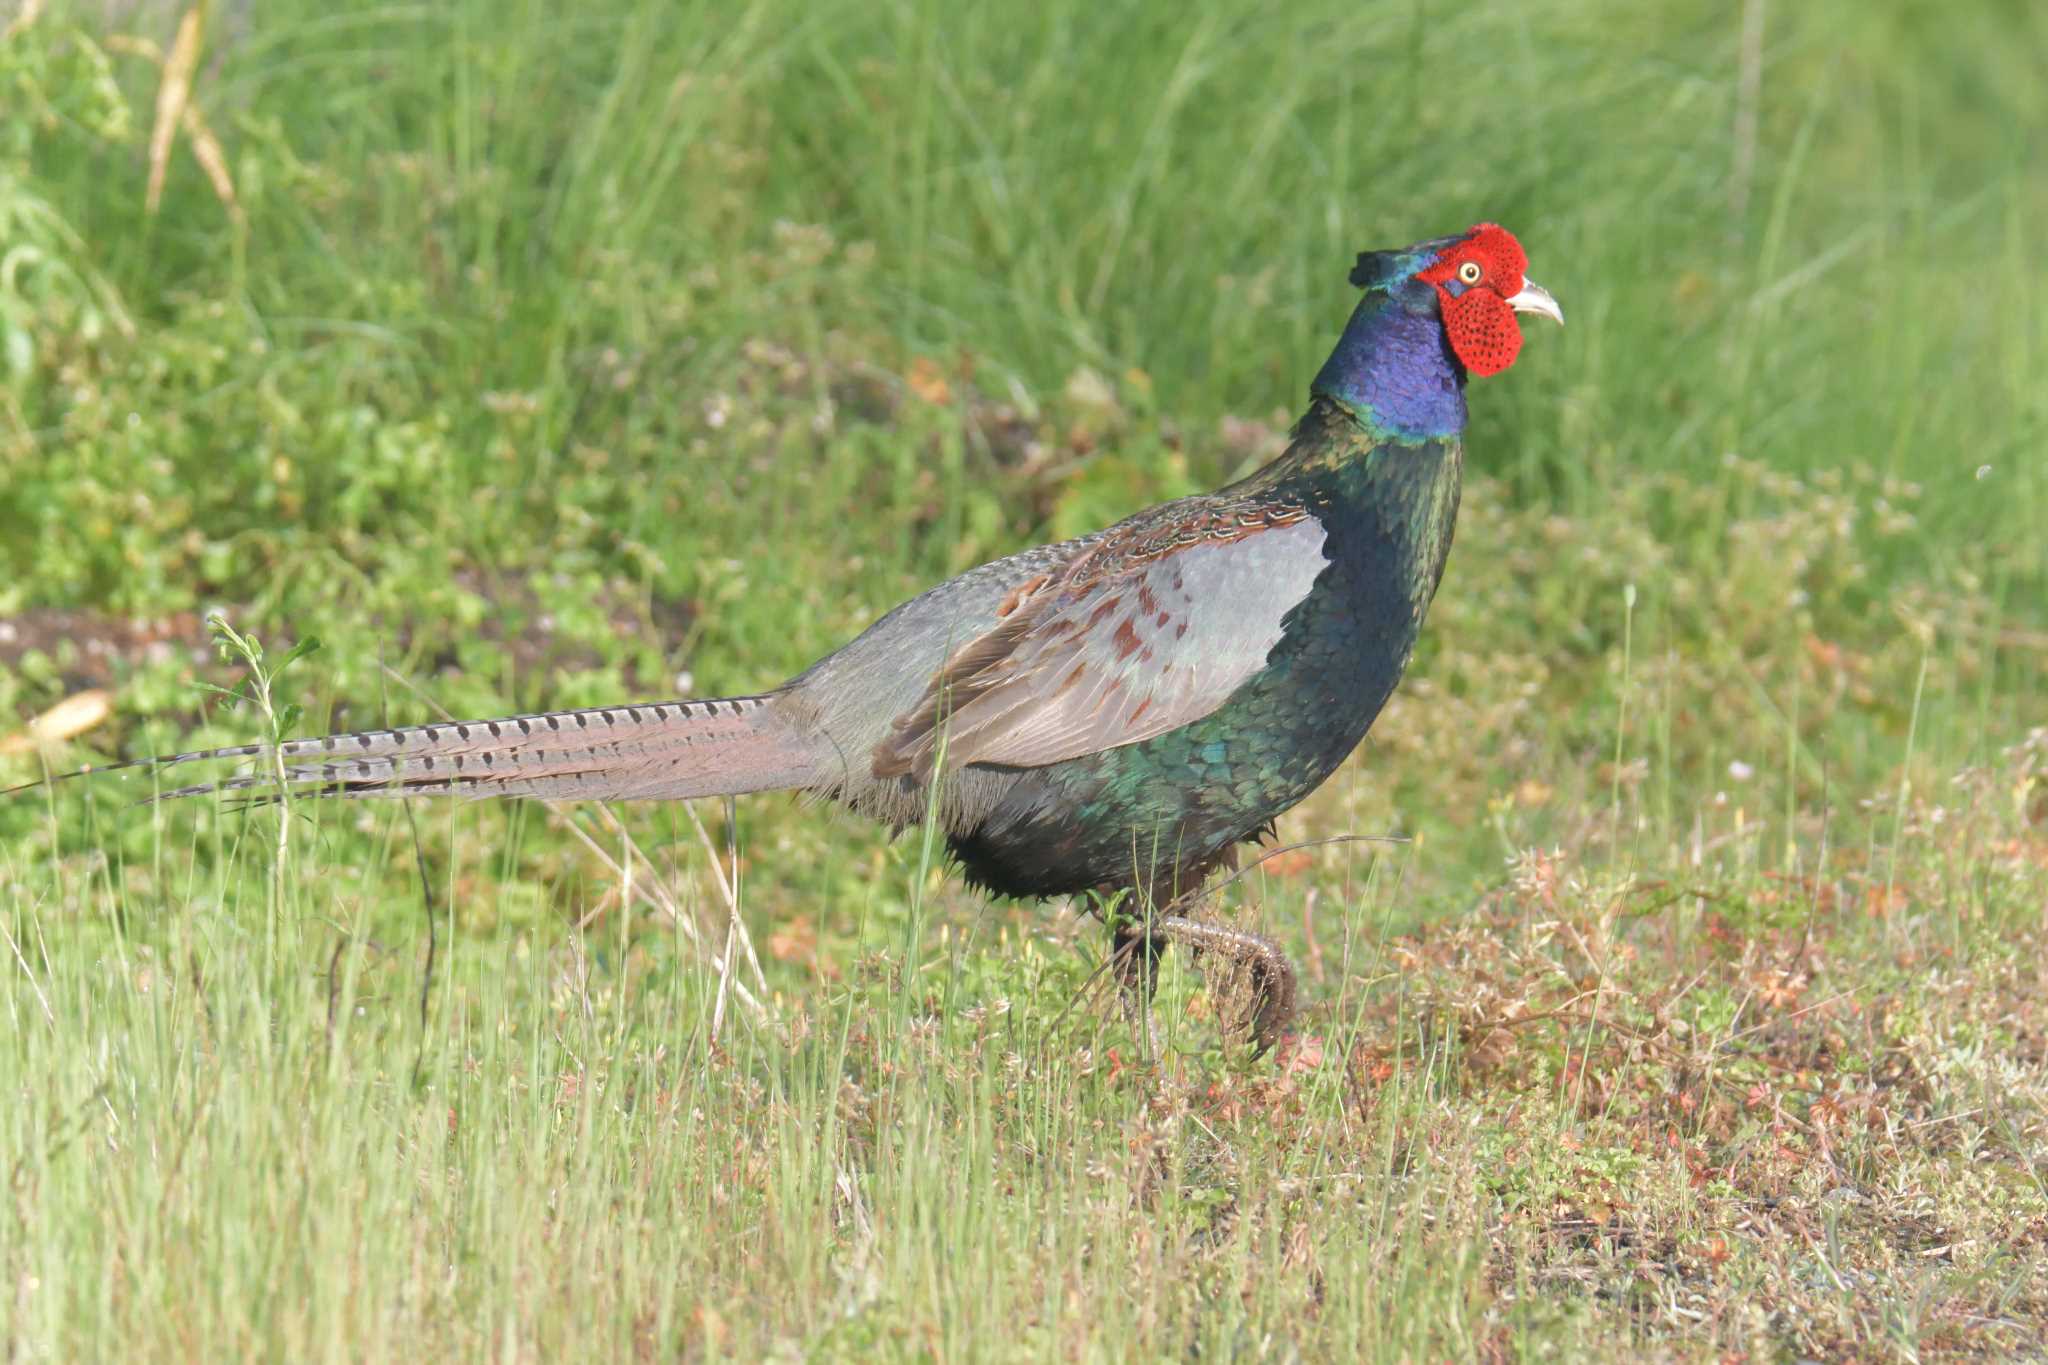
[1507,279,1563,326]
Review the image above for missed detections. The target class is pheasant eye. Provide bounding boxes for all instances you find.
[1457,261,1483,285]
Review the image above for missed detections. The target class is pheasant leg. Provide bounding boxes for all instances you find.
[1110,908,1297,1055]
[1155,915,1298,1054]
[1110,920,1165,1057]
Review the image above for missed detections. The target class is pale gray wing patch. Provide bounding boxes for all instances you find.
[873,516,1328,776]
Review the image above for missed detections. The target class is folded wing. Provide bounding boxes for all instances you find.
[872,506,1328,777]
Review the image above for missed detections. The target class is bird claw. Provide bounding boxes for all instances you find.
[1109,908,1299,1060]
[1236,946,1298,1058]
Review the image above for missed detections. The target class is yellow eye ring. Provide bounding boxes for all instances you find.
[1457,261,1483,285]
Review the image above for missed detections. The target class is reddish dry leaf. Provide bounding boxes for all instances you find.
[905,356,951,406]
[1259,846,1315,878]
[766,917,817,965]
[1275,1032,1324,1077]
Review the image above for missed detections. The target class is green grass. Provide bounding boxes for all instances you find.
[4,0,2046,1357]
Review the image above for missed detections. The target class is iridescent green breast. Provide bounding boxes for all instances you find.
[947,428,1462,900]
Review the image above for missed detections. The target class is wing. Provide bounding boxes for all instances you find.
[870,505,1329,778]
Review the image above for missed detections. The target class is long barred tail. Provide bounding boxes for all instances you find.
[8,694,824,805]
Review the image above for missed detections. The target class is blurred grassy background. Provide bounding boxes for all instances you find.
[3,0,2045,1357]
[7,0,2042,604]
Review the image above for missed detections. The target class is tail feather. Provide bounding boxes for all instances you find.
[9,694,824,805]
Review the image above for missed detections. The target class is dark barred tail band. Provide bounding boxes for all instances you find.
[24,693,825,806]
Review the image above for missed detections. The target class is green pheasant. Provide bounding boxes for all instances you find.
[24,224,1561,1045]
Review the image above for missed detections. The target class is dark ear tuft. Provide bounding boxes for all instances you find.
[1348,232,1466,291]
[1348,251,1400,289]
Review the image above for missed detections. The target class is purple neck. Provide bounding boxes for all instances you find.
[1310,284,1467,441]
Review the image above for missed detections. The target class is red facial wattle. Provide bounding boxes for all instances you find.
[1416,223,1535,377]
[1441,291,1523,376]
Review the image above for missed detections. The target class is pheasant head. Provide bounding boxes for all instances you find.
[1312,222,1563,437]
[1406,223,1562,376]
